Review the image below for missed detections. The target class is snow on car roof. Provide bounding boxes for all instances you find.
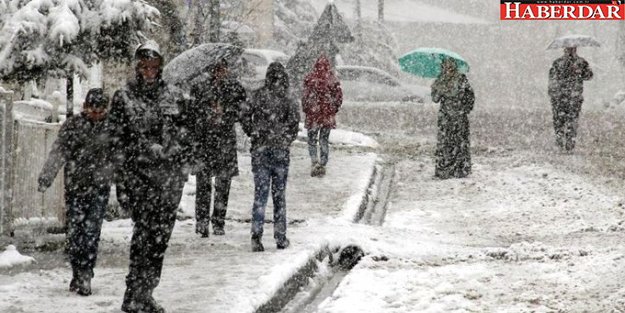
[243,49,288,61]
[336,65,394,77]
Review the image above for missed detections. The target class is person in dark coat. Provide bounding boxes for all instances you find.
[241,62,300,252]
[37,88,113,296]
[548,47,593,152]
[186,59,246,237]
[109,40,187,313]
[431,58,475,179]
[301,54,343,177]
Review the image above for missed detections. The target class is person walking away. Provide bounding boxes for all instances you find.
[38,88,113,296]
[109,40,187,313]
[548,47,593,152]
[431,58,475,179]
[241,62,300,252]
[186,59,246,237]
[301,54,343,177]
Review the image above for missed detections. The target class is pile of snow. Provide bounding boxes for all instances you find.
[484,241,590,262]
[298,124,379,148]
[12,98,65,121]
[0,245,35,269]
[603,90,625,109]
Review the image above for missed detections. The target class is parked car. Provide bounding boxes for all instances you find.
[335,65,426,103]
[239,48,289,91]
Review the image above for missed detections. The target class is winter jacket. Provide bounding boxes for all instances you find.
[242,62,300,151]
[38,113,114,197]
[431,72,474,116]
[548,55,593,102]
[185,76,247,177]
[301,55,343,129]
[109,78,186,186]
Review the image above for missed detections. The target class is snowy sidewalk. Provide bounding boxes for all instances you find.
[315,154,625,312]
[0,145,377,313]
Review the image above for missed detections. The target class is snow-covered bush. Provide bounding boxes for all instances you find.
[0,0,158,83]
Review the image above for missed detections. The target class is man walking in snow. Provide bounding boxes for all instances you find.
[301,54,343,177]
[38,88,113,296]
[109,40,187,313]
[185,59,246,237]
[241,62,300,252]
[548,47,593,152]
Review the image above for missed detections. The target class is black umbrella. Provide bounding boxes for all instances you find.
[162,43,244,86]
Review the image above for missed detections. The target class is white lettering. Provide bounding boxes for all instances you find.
[522,5,536,19]
[592,6,605,19]
[562,5,575,19]
[579,5,593,19]
[537,5,550,18]
[551,5,562,18]
[607,5,622,19]
[505,2,522,19]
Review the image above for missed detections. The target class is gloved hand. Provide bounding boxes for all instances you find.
[150,143,165,159]
[37,177,50,193]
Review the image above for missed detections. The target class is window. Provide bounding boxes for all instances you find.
[363,70,400,87]
[337,68,362,81]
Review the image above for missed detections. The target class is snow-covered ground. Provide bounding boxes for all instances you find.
[317,154,625,312]
[0,145,378,313]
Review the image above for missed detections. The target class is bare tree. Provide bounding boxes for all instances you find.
[208,0,221,43]
[148,0,187,55]
[191,0,208,46]
[378,0,384,22]
[354,0,362,41]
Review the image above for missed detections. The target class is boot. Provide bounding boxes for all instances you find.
[212,225,225,236]
[144,296,166,313]
[69,267,79,293]
[75,269,92,296]
[251,235,264,252]
[310,162,320,177]
[122,290,165,313]
[276,238,290,250]
[69,277,79,293]
[317,165,326,177]
[195,221,209,238]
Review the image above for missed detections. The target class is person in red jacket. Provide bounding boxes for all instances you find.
[301,54,343,177]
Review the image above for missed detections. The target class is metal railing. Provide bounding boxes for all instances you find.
[0,93,64,236]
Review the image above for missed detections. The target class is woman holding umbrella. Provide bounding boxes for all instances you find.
[431,58,475,179]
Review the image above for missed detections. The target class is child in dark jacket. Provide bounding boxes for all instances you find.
[38,88,113,296]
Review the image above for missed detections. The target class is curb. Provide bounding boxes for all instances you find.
[253,157,385,313]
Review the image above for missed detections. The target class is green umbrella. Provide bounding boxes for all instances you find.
[398,48,469,78]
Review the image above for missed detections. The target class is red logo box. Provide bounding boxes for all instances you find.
[500,0,625,20]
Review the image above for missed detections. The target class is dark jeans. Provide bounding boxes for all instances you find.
[65,186,110,276]
[123,173,185,301]
[307,127,331,166]
[552,99,582,151]
[251,147,289,242]
[195,171,232,229]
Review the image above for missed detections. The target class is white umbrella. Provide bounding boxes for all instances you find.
[547,35,601,50]
[162,43,243,86]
